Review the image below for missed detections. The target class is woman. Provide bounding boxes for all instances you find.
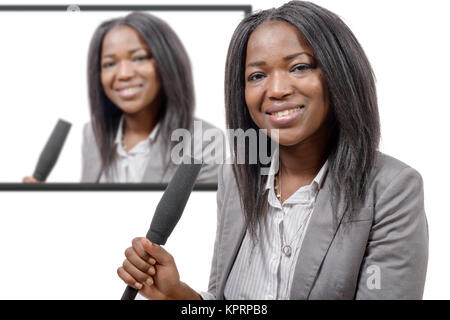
[25,12,223,183]
[82,12,224,183]
[117,1,428,299]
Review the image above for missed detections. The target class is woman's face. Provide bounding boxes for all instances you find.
[245,20,330,147]
[101,25,161,115]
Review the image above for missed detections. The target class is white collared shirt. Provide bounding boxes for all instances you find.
[202,152,328,300]
[99,116,160,183]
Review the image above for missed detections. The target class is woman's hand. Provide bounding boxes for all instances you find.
[118,237,201,300]
[22,176,41,183]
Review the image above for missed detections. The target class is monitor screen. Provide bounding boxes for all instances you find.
[0,5,249,188]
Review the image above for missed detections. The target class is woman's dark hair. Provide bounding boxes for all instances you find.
[87,12,194,170]
[225,1,380,236]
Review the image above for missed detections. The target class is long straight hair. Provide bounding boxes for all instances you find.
[87,12,194,171]
[225,1,380,236]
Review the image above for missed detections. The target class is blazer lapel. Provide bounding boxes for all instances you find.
[290,175,346,299]
[142,137,167,182]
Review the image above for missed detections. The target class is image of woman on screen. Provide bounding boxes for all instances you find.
[117,1,428,299]
[82,12,223,183]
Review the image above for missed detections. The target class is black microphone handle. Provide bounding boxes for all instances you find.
[121,285,139,300]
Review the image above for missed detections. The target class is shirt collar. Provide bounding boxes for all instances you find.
[114,116,160,148]
[114,115,159,156]
[264,148,329,206]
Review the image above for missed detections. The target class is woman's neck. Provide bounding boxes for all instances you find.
[123,101,160,137]
[276,128,329,202]
[278,126,329,183]
[121,100,161,152]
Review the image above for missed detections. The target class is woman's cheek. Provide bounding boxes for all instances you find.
[245,88,263,111]
[101,73,112,90]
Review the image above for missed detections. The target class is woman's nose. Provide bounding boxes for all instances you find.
[267,71,294,99]
[116,60,135,80]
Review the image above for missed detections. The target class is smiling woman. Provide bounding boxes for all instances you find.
[117,1,428,301]
[244,21,331,149]
[100,25,162,126]
[219,1,428,299]
[81,12,224,183]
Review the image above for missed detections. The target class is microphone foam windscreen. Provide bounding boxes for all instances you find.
[146,162,202,245]
[33,119,72,182]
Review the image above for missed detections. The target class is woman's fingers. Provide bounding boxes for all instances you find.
[124,247,156,275]
[132,237,152,261]
[119,237,181,300]
[117,266,143,290]
[141,238,174,266]
[22,176,40,183]
[122,259,154,285]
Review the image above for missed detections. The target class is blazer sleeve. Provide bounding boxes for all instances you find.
[201,164,226,299]
[80,122,101,183]
[355,167,429,299]
[80,123,90,182]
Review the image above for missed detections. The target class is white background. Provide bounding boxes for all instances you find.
[0,0,449,300]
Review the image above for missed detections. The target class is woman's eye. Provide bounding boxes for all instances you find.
[102,61,115,69]
[247,72,265,82]
[133,55,150,62]
[291,64,312,73]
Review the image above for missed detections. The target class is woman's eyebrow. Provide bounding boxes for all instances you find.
[102,53,115,59]
[247,52,314,67]
[102,47,147,58]
[247,60,265,67]
[283,52,313,60]
[128,47,147,54]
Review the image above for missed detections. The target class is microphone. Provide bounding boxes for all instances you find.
[121,161,203,300]
[33,119,72,182]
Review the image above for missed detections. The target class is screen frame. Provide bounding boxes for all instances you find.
[0,4,251,192]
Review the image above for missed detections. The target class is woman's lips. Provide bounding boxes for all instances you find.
[116,85,142,100]
[266,105,305,125]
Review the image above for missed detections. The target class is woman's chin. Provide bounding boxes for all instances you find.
[116,103,146,115]
[277,135,307,148]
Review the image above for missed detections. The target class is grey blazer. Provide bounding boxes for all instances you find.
[80,119,224,183]
[207,152,428,299]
